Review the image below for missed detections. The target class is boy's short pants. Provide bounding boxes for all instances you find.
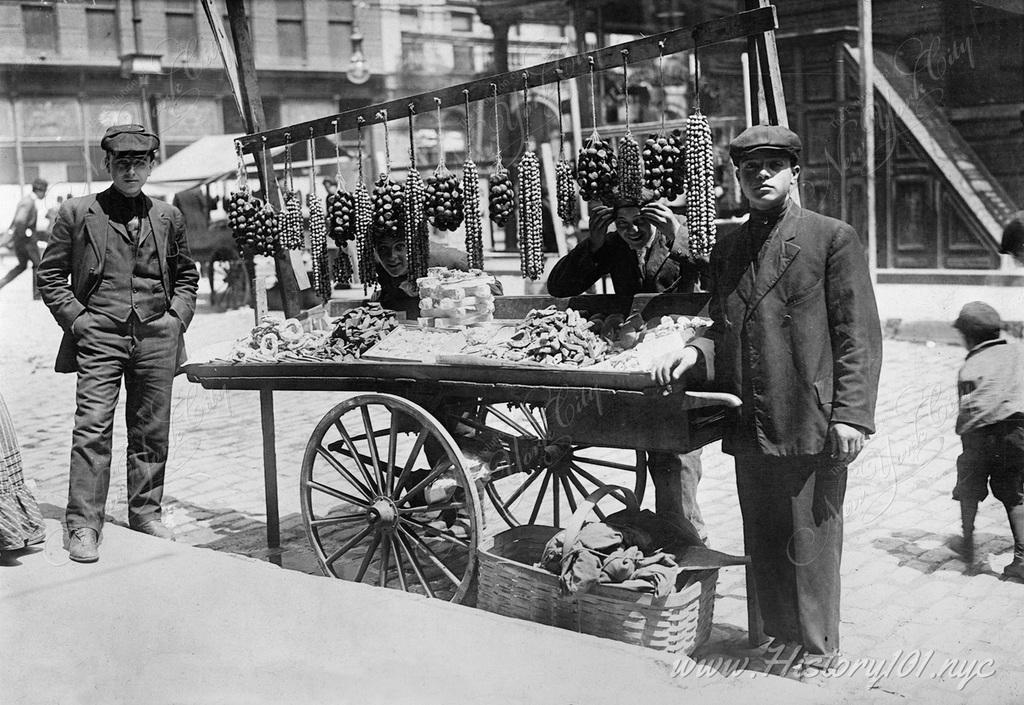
[954,417,1024,505]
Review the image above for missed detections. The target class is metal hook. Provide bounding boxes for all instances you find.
[408,102,416,115]
[490,82,498,97]
[357,115,365,126]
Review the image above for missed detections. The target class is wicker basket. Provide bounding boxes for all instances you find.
[477,486,716,655]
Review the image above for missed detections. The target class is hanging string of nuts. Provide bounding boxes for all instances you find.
[616,50,645,202]
[425,98,465,231]
[306,132,332,303]
[403,106,430,281]
[684,53,717,262]
[354,117,376,289]
[279,137,305,250]
[487,84,515,228]
[371,110,405,242]
[325,120,356,286]
[517,74,544,280]
[461,89,485,270]
[643,43,685,202]
[251,200,280,257]
[226,141,263,255]
[554,71,577,226]
[576,57,618,202]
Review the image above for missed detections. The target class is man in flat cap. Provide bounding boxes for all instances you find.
[0,177,49,294]
[653,123,882,674]
[547,188,709,542]
[37,125,199,563]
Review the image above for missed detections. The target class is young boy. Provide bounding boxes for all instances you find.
[952,301,1024,579]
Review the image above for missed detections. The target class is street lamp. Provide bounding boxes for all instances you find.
[346,1,370,85]
[119,52,165,145]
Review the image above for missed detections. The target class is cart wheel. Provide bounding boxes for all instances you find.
[448,402,647,528]
[210,252,251,310]
[300,393,482,603]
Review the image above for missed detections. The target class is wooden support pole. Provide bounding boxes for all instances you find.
[860,0,878,280]
[237,7,778,153]
[222,0,302,319]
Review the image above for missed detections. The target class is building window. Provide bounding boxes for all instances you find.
[451,11,473,32]
[166,0,199,57]
[453,45,474,73]
[86,3,119,57]
[22,4,59,54]
[328,21,352,63]
[277,0,307,60]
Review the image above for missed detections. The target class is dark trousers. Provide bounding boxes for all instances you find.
[734,453,847,655]
[0,236,41,292]
[67,310,181,533]
[649,449,705,540]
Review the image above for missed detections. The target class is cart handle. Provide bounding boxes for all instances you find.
[643,387,743,408]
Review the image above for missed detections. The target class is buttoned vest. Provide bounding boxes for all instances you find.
[89,215,166,323]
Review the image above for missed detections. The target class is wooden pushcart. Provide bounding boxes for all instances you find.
[184,294,740,604]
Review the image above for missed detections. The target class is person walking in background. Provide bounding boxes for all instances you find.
[950,301,1024,581]
[1000,211,1024,266]
[36,125,199,563]
[0,178,48,294]
[0,388,46,553]
[653,124,882,675]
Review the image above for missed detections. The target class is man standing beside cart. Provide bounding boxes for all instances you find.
[546,189,708,542]
[37,125,199,563]
[653,125,882,675]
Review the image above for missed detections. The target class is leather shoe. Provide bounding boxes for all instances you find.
[132,519,176,541]
[68,527,99,563]
[1003,559,1024,581]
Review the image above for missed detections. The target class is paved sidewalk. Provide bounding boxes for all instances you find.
[3,270,1023,703]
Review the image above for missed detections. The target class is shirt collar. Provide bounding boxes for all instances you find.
[966,338,1006,359]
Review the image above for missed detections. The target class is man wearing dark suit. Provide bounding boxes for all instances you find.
[547,193,708,541]
[654,125,882,672]
[37,125,199,563]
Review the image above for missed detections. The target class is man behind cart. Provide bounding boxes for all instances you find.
[653,124,882,677]
[545,187,708,542]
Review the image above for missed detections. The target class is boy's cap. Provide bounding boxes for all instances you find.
[953,301,1002,334]
[1000,210,1024,254]
[730,124,802,165]
[31,178,48,191]
[601,186,659,209]
[101,124,160,153]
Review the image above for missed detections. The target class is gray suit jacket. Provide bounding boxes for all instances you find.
[37,188,199,373]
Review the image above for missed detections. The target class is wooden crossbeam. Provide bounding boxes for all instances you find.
[236,6,778,154]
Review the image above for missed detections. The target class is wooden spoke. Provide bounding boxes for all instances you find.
[354,532,382,583]
[451,412,520,443]
[395,531,434,598]
[569,453,638,471]
[528,470,553,525]
[391,427,429,499]
[397,525,462,588]
[334,419,381,496]
[315,445,374,499]
[569,462,612,489]
[552,470,561,527]
[398,463,452,507]
[391,537,408,592]
[559,473,579,515]
[518,403,547,438]
[399,516,471,549]
[325,441,377,470]
[500,466,545,510]
[360,405,387,495]
[324,524,375,567]
[378,534,392,587]
[309,513,367,528]
[386,411,400,496]
[565,470,608,521]
[308,479,371,509]
[396,501,466,515]
[484,404,537,438]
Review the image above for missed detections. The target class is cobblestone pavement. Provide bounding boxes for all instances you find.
[2,269,1021,704]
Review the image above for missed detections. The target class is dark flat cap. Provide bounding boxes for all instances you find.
[1000,210,1024,255]
[101,124,160,153]
[730,124,802,164]
[31,178,48,191]
[953,301,1002,335]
